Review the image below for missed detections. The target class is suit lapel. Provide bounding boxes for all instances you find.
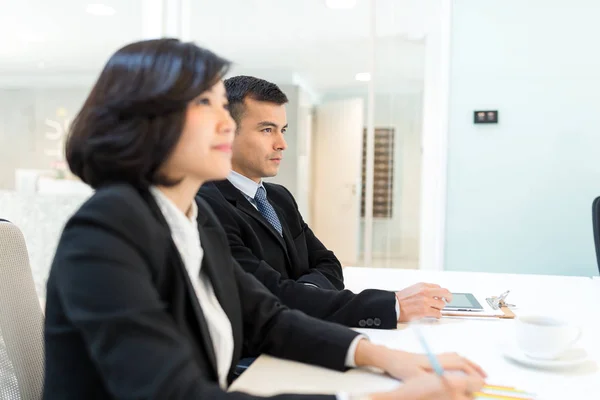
[237,197,288,250]
[271,201,306,279]
[141,190,219,377]
[214,180,288,252]
[272,202,296,253]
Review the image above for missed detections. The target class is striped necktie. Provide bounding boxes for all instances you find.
[254,186,283,236]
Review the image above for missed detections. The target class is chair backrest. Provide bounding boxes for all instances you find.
[592,198,600,275]
[0,219,45,400]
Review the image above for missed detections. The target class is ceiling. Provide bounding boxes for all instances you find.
[0,0,145,72]
[0,0,435,94]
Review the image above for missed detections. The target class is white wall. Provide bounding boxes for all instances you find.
[0,87,88,189]
[445,0,600,276]
[322,91,423,260]
[295,88,314,222]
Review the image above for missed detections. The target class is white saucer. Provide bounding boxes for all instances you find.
[502,343,589,369]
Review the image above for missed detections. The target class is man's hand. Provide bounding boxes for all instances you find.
[395,283,452,322]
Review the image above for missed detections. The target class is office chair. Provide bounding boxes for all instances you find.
[592,198,600,275]
[0,219,45,400]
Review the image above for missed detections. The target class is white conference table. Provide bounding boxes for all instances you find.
[231,268,600,399]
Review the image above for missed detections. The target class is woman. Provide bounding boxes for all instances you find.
[43,38,484,400]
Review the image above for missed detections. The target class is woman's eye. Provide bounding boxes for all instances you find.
[195,98,210,106]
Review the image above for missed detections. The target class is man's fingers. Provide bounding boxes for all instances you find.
[429,298,447,310]
[425,307,442,319]
[442,290,453,303]
[427,287,453,300]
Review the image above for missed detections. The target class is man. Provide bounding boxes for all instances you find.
[198,75,451,329]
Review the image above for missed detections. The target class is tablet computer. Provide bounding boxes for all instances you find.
[443,293,484,311]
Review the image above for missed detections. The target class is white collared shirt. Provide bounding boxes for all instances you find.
[150,187,234,389]
[227,170,262,209]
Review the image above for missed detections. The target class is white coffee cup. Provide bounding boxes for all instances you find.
[515,315,582,360]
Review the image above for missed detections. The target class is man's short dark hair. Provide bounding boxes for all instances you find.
[223,76,288,127]
[66,38,230,189]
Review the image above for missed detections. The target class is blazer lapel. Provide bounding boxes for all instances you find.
[140,189,219,377]
[170,243,220,374]
[237,198,289,249]
[196,214,232,323]
[272,202,304,278]
[196,206,243,372]
[214,180,288,252]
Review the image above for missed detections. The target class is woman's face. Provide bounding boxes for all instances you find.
[161,80,236,185]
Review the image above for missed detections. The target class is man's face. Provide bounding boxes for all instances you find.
[231,97,288,182]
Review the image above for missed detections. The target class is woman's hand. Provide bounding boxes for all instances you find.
[369,373,485,400]
[354,339,487,381]
[381,351,487,381]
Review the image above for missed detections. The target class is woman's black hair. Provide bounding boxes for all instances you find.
[66,38,231,189]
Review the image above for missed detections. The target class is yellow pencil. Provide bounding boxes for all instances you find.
[484,385,535,395]
[484,385,516,391]
[475,392,533,400]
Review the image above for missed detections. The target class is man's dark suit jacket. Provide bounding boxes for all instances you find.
[197,180,397,330]
[43,184,359,399]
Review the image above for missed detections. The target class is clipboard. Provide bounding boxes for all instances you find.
[442,291,516,319]
[442,306,515,319]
